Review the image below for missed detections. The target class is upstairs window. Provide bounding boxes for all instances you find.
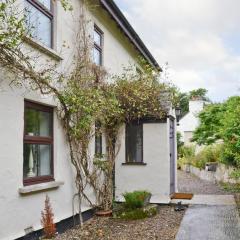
[126,122,143,163]
[93,25,103,65]
[23,101,54,185]
[25,0,53,48]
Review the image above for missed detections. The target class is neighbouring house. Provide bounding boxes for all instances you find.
[0,0,177,239]
[177,98,205,145]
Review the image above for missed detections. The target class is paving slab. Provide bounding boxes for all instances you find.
[176,205,240,240]
[171,194,236,205]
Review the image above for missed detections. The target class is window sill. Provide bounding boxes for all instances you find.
[23,36,63,61]
[122,162,147,166]
[19,181,64,195]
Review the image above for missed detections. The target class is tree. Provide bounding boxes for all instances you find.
[178,92,189,117]
[189,88,209,101]
[191,103,225,145]
[192,96,240,167]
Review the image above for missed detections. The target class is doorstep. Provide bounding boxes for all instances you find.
[171,194,236,206]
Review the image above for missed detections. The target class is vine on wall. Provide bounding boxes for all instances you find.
[0,0,175,223]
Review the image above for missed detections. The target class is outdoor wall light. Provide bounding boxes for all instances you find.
[175,107,181,126]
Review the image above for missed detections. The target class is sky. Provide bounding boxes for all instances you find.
[115,0,240,102]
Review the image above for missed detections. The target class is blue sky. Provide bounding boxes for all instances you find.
[115,0,240,102]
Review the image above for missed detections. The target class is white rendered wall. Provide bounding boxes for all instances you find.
[115,123,171,204]
[0,0,144,239]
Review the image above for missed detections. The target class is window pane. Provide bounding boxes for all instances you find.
[23,144,52,178]
[93,47,101,65]
[25,108,52,137]
[126,123,143,162]
[25,1,52,48]
[94,30,101,46]
[38,0,51,10]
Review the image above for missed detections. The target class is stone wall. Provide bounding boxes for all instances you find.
[182,163,240,184]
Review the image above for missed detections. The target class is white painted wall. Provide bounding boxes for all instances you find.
[115,121,174,204]
[0,0,145,239]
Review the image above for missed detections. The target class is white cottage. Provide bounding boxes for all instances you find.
[177,99,205,145]
[0,0,177,239]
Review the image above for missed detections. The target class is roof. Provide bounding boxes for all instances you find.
[99,0,161,71]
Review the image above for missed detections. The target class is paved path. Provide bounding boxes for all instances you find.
[176,204,240,240]
[178,170,227,194]
[176,170,240,240]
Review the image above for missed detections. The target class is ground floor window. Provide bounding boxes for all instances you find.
[125,122,143,163]
[23,100,54,185]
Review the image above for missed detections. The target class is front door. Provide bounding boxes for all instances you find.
[169,118,175,194]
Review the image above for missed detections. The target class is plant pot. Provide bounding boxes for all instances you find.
[95,209,112,217]
[143,194,152,206]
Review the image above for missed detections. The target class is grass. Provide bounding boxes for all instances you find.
[220,182,240,216]
[220,182,240,193]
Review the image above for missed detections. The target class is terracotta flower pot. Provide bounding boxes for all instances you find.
[95,209,112,217]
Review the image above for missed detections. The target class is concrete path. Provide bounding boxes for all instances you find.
[176,171,240,240]
[171,194,236,205]
[176,204,240,240]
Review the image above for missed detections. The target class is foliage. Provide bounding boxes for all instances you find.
[179,144,223,169]
[178,145,195,169]
[192,145,222,169]
[177,132,184,153]
[123,191,151,210]
[176,88,209,118]
[219,97,240,167]
[192,96,240,167]
[178,145,195,159]
[192,104,224,145]
[41,195,56,239]
[178,92,189,117]
[117,207,157,220]
[0,0,174,222]
[189,88,209,101]
[230,169,240,180]
[220,182,240,193]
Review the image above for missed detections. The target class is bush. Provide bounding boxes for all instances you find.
[178,145,195,169]
[178,145,195,159]
[117,206,157,220]
[123,191,151,210]
[178,144,224,169]
[230,169,240,180]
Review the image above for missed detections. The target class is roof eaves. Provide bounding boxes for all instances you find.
[99,0,161,71]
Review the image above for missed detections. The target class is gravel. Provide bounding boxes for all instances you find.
[55,206,185,240]
[178,170,228,194]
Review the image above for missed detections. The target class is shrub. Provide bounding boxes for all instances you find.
[178,145,195,169]
[178,145,195,159]
[41,195,56,239]
[192,144,223,169]
[118,206,157,220]
[230,169,240,180]
[178,144,224,169]
[123,191,151,210]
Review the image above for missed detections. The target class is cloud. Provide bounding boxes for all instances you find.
[115,0,240,101]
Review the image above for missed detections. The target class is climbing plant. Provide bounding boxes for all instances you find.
[0,0,174,222]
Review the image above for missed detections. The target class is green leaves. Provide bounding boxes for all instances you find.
[192,96,240,167]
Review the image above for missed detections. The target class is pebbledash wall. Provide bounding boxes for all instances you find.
[0,0,149,239]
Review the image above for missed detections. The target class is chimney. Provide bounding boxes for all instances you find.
[189,99,204,114]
